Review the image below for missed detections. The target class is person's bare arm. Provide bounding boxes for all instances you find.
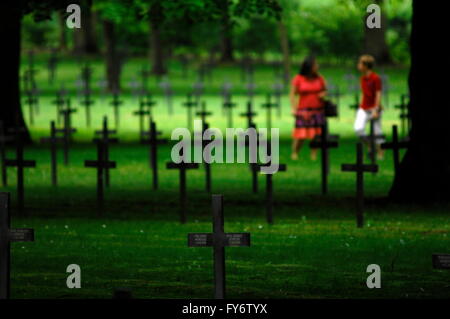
[372,90,382,118]
[290,84,299,114]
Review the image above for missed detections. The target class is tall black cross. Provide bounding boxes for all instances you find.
[0,192,34,299]
[110,91,124,129]
[40,121,63,186]
[84,141,117,213]
[94,116,119,187]
[241,123,261,193]
[141,120,167,190]
[240,101,257,129]
[341,143,378,228]
[139,92,157,120]
[166,147,199,224]
[183,94,198,131]
[56,105,77,165]
[257,161,287,224]
[4,130,36,212]
[51,89,66,125]
[133,97,151,142]
[223,97,237,128]
[188,194,250,299]
[309,121,339,195]
[80,91,95,127]
[261,94,278,132]
[381,125,409,176]
[196,101,213,124]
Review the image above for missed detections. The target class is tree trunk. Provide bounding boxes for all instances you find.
[0,4,31,144]
[219,0,234,63]
[388,0,449,202]
[149,20,167,75]
[364,0,391,64]
[103,19,120,92]
[72,0,98,55]
[278,20,291,83]
[58,11,67,51]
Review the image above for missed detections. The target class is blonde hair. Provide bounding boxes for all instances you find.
[359,54,375,69]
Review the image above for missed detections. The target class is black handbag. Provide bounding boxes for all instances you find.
[323,99,338,117]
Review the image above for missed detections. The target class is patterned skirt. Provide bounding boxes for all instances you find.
[292,108,325,140]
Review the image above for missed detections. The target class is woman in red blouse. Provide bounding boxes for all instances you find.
[289,56,327,160]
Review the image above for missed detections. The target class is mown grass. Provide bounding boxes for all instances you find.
[7,59,449,299]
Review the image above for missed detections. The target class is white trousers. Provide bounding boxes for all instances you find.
[353,108,384,144]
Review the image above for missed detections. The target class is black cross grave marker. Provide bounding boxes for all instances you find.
[56,104,77,165]
[395,94,411,138]
[223,97,237,128]
[133,97,151,142]
[272,82,284,118]
[261,94,278,132]
[192,81,204,106]
[0,192,34,299]
[139,92,157,120]
[4,130,36,212]
[309,121,339,195]
[109,91,124,129]
[84,141,117,213]
[240,101,257,129]
[183,94,198,131]
[94,116,119,187]
[341,143,378,228]
[381,125,409,176]
[245,81,257,103]
[188,194,250,299]
[141,120,167,190]
[166,146,199,224]
[40,121,63,186]
[196,101,213,124]
[200,122,212,192]
[80,90,95,128]
[47,48,58,85]
[256,160,287,224]
[51,89,67,125]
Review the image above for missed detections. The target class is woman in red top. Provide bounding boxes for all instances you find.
[290,56,327,160]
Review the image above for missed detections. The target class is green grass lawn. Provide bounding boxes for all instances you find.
[6,58,449,298]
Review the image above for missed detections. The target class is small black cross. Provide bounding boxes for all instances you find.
[93,116,119,188]
[51,89,66,125]
[188,194,250,299]
[166,147,199,224]
[80,91,95,128]
[256,162,287,224]
[110,91,124,129]
[222,97,237,128]
[196,101,213,124]
[192,81,204,106]
[56,104,77,165]
[183,94,198,131]
[341,142,378,228]
[381,125,409,176]
[200,122,212,192]
[84,141,117,213]
[309,121,339,195]
[141,120,167,190]
[261,94,278,132]
[40,121,64,186]
[0,192,34,299]
[4,130,36,213]
[133,97,151,141]
[240,101,257,129]
[245,82,257,103]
